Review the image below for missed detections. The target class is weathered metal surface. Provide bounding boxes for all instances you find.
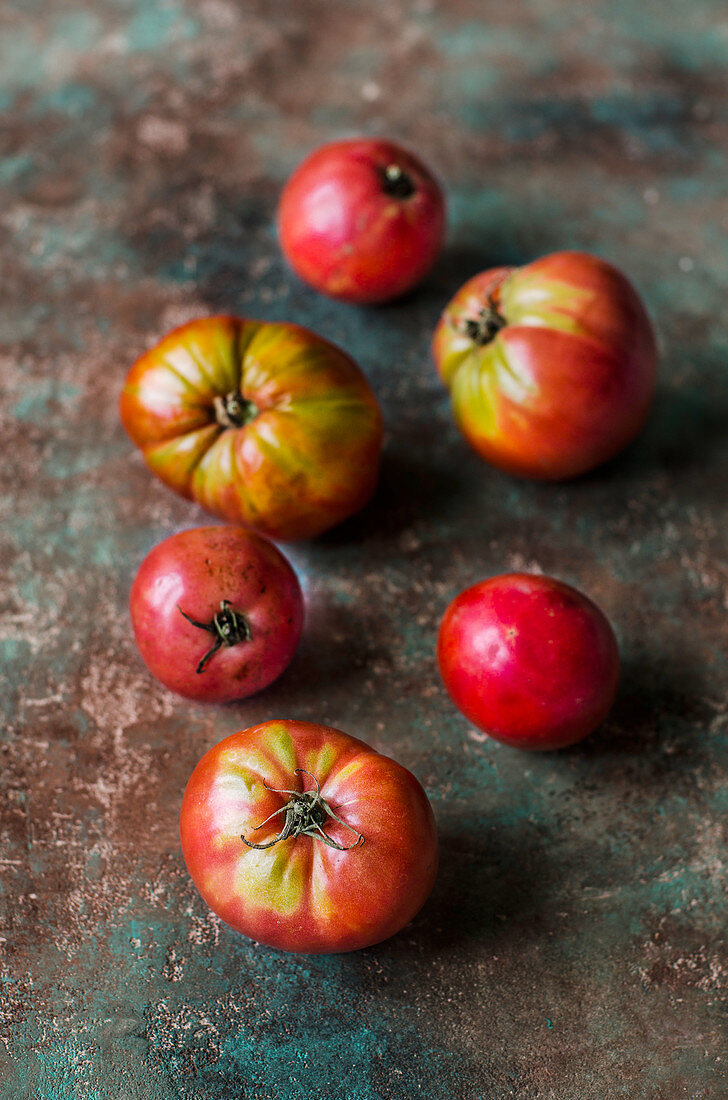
[1,0,727,1096]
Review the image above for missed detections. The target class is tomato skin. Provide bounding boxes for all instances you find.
[278,138,445,304]
[433,251,657,479]
[130,527,304,703]
[180,720,438,953]
[437,574,620,751]
[120,316,383,541]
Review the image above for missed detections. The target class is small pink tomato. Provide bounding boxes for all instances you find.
[130,526,304,703]
[278,138,445,304]
[437,573,620,750]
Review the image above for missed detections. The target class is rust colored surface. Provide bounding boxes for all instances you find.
[1,1,727,1097]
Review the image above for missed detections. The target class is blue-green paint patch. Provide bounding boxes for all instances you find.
[604,1,728,69]
[0,638,31,663]
[126,6,199,52]
[15,219,137,278]
[311,104,359,129]
[666,177,709,202]
[0,27,42,89]
[34,82,98,118]
[12,381,82,423]
[53,11,103,52]
[0,153,33,183]
[41,442,124,480]
[437,20,563,63]
[342,45,384,76]
[450,63,504,99]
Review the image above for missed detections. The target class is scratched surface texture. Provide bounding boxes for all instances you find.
[1,0,727,1097]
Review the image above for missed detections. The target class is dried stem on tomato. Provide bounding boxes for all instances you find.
[380,163,416,200]
[462,298,507,345]
[178,599,252,673]
[213,391,259,429]
[242,769,365,851]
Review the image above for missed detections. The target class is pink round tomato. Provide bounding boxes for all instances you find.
[437,573,620,750]
[433,251,657,479]
[120,316,383,542]
[130,526,304,703]
[278,138,445,304]
[180,720,438,953]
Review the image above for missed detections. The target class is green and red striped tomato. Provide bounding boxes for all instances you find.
[120,316,383,541]
[433,251,657,480]
[180,720,438,953]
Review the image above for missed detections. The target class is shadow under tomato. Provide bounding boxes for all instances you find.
[316,446,467,550]
[630,383,728,486]
[242,592,394,712]
[396,817,554,955]
[551,376,728,498]
[427,239,528,296]
[570,649,716,768]
[386,651,716,957]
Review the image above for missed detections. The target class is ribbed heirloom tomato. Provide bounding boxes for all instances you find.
[130,526,304,703]
[438,573,620,751]
[278,138,445,304]
[120,316,383,541]
[433,251,657,479]
[180,720,438,953]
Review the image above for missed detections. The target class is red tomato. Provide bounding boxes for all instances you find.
[433,251,657,479]
[130,526,304,703]
[180,720,438,953]
[120,316,383,541]
[437,573,620,750]
[278,138,445,304]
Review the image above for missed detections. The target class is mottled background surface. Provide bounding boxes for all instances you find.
[1,0,727,1096]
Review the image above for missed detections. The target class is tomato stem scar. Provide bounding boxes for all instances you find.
[241,769,365,851]
[462,297,507,346]
[214,390,259,428]
[380,163,416,200]
[177,599,252,673]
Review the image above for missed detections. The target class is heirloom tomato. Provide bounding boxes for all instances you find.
[180,720,438,953]
[130,526,303,703]
[433,251,657,479]
[278,138,445,304]
[437,573,620,751]
[120,316,383,541]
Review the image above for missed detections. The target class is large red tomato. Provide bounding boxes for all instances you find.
[180,720,438,953]
[130,526,304,703]
[120,316,383,541]
[433,251,657,479]
[437,573,620,750]
[278,138,445,304]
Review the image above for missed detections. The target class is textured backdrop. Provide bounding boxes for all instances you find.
[1,1,727,1097]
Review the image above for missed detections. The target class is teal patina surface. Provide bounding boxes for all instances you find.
[1,0,727,1097]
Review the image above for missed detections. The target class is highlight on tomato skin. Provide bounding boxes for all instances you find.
[437,573,620,751]
[179,720,439,954]
[119,315,384,542]
[130,526,304,704]
[277,138,446,304]
[432,250,657,480]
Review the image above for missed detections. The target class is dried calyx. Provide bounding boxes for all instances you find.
[380,162,416,200]
[462,298,507,346]
[242,769,365,851]
[178,599,252,674]
[214,390,259,429]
